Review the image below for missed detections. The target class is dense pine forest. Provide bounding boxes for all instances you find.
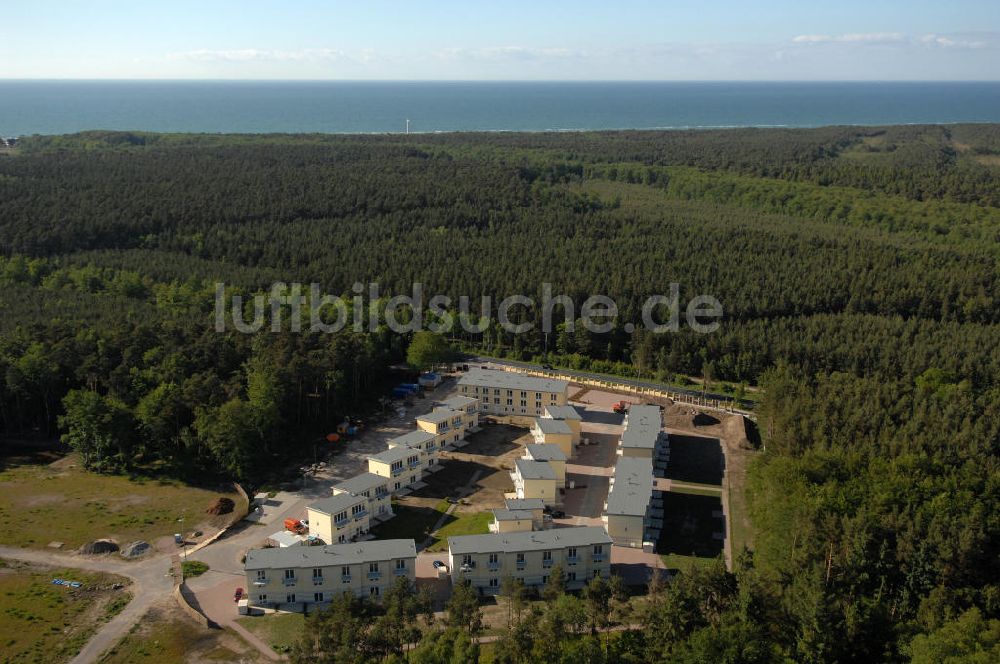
[1,125,999,661]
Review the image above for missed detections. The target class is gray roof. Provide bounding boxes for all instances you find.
[605,456,655,517]
[534,418,573,435]
[620,405,663,450]
[389,429,436,447]
[514,459,556,481]
[448,526,611,555]
[416,408,457,425]
[459,368,568,395]
[544,405,582,421]
[245,539,416,571]
[368,446,418,465]
[307,492,366,516]
[491,508,535,522]
[332,472,389,496]
[504,498,545,511]
[441,395,478,410]
[525,444,567,462]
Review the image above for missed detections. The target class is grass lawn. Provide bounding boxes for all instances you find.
[0,453,244,551]
[370,500,450,542]
[656,492,725,559]
[236,613,305,655]
[0,558,131,664]
[101,604,263,663]
[424,510,492,552]
[659,553,720,573]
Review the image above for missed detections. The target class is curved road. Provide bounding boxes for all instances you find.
[0,546,174,664]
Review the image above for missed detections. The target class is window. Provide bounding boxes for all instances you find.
[542,551,552,561]
[506,398,513,405]
[341,566,351,580]
[567,572,576,582]
[489,553,498,563]
[462,554,473,567]
[593,544,604,555]
[312,568,323,584]
[284,569,295,580]
[494,397,500,404]
[370,562,380,573]
[593,569,602,578]
[286,593,296,603]
[256,570,266,581]
[489,578,499,588]
[370,586,380,597]
[314,592,324,602]
[567,547,577,559]
[542,576,548,585]
[395,559,406,570]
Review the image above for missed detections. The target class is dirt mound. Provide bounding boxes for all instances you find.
[80,539,119,555]
[723,414,760,451]
[120,540,151,558]
[206,497,235,515]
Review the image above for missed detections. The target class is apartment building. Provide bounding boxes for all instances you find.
[306,493,371,545]
[244,539,416,609]
[503,498,546,528]
[489,508,535,533]
[457,368,569,417]
[531,417,575,457]
[543,405,582,445]
[618,404,667,459]
[440,395,480,431]
[415,408,468,451]
[447,526,612,593]
[331,472,393,522]
[523,444,567,486]
[387,429,440,469]
[510,458,558,505]
[367,446,423,494]
[603,456,656,548]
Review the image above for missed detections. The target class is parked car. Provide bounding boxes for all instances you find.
[234,587,244,602]
[551,510,566,519]
[446,497,459,504]
[541,364,553,370]
[432,560,445,569]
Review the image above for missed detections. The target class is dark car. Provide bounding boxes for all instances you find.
[551,510,566,519]
[541,364,553,370]
[234,587,244,602]
[432,560,446,569]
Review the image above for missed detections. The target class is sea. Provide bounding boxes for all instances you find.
[1,80,999,136]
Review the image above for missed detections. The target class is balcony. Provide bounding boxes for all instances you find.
[592,554,606,562]
[367,571,382,581]
[566,555,579,564]
[312,576,324,585]
[253,579,268,586]
[334,517,349,528]
[487,562,500,571]
[516,561,526,570]
[341,575,351,583]
[542,560,553,569]
[393,567,408,576]
[353,509,368,521]
[283,577,297,586]
[391,466,405,477]
[408,459,421,469]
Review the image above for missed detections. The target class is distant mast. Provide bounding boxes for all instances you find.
[405,119,410,135]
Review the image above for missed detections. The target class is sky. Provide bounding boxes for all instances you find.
[2,1,999,80]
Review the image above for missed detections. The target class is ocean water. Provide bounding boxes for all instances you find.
[1,80,999,136]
